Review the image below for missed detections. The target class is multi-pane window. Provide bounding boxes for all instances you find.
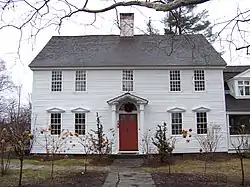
[171,113,182,135]
[50,113,61,135]
[75,113,86,135]
[170,70,181,91]
[75,70,86,91]
[122,70,133,91]
[196,112,207,134]
[51,71,62,91]
[229,115,250,135]
[194,70,205,91]
[238,81,250,96]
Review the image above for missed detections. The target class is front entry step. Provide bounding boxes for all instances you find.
[119,151,139,154]
[115,151,142,159]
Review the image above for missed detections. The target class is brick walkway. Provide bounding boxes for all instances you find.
[103,159,155,187]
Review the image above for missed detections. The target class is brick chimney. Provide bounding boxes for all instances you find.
[120,13,134,37]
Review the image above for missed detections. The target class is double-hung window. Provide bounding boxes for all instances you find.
[50,113,61,135]
[194,70,205,91]
[196,112,207,134]
[75,70,86,91]
[75,113,86,135]
[170,70,181,91]
[51,71,62,91]
[171,113,182,135]
[122,70,133,91]
[238,80,250,96]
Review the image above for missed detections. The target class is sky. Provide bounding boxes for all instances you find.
[0,0,249,102]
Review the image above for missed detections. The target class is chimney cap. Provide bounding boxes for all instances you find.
[120,13,134,18]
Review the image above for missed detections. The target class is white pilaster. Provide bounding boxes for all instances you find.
[139,104,145,154]
[111,104,118,154]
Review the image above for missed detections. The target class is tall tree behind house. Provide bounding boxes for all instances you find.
[163,2,215,42]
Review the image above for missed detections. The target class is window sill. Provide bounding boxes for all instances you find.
[171,134,183,137]
[230,134,250,136]
[73,91,88,94]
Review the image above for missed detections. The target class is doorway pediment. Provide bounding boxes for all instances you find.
[107,92,148,105]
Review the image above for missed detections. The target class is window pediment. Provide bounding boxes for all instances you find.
[167,107,185,113]
[47,107,65,113]
[192,106,210,112]
[107,93,148,105]
[71,107,90,113]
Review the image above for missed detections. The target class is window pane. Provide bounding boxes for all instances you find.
[245,87,250,95]
[51,113,61,135]
[239,86,244,96]
[229,115,250,135]
[171,113,182,135]
[75,70,86,91]
[197,112,207,134]
[122,70,133,91]
[75,113,86,135]
[170,70,181,91]
[194,70,205,91]
[51,71,62,92]
[244,81,250,85]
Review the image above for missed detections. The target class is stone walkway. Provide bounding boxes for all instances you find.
[103,159,155,187]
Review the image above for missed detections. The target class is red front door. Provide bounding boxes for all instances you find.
[119,114,138,151]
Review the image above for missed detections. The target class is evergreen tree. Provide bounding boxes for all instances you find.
[163,4,215,42]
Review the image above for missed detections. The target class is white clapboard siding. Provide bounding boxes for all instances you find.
[31,68,228,154]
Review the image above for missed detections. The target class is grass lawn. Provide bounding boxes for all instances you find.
[8,158,91,167]
[0,169,107,187]
[0,157,112,187]
[144,158,250,186]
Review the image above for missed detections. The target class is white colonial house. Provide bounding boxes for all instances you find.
[29,13,249,155]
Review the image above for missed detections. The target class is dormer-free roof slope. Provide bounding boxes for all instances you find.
[29,34,226,68]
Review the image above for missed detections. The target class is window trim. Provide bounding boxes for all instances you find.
[169,70,181,92]
[71,108,89,136]
[171,112,183,135]
[75,70,87,92]
[196,112,208,135]
[122,70,134,92]
[193,69,205,92]
[237,80,250,96]
[51,70,63,92]
[50,113,62,135]
[74,113,86,135]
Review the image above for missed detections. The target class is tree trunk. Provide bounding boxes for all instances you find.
[204,153,208,175]
[240,157,244,185]
[51,155,54,180]
[178,7,182,34]
[84,162,87,174]
[1,147,4,175]
[168,162,171,174]
[19,158,23,187]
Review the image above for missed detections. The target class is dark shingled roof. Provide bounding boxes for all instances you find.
[29,34,226,68]
[224,66,250,112]
[225,94,250,112]
[223,65,250,81]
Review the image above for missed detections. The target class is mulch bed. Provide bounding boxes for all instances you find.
[152,173,243,187]
[22,171,108,187]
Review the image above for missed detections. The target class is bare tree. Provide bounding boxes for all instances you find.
[37,128,71,180]
[231,125,250,185]
[0,126,11,176]
[196,124,223,174]
[0,0,249,58]
[76,134,92,174]
[0,60,13,115]
[1,85,33,186]
[141,128,153,154]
